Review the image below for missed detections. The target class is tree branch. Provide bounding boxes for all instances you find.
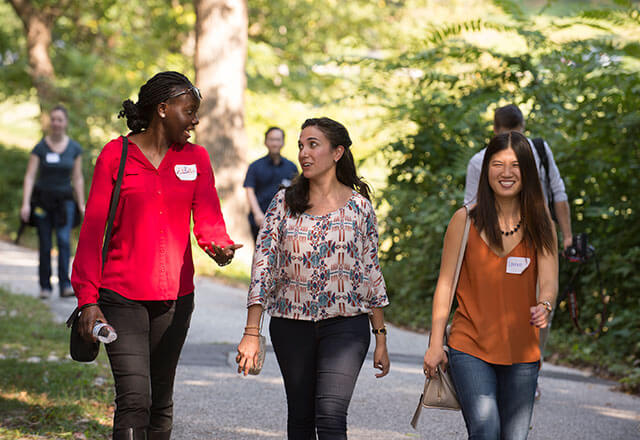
[7,0,35,27]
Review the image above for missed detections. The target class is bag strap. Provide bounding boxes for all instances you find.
[532,138,555,205]
[102,136,128,271]
[66,136,128,328]
[532,138,549,175]
[448,205,471,315]
[412,206,470,429]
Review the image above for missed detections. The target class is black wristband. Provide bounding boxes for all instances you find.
[78,303,99,313]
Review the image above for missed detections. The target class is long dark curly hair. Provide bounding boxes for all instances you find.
[285,117,371,215]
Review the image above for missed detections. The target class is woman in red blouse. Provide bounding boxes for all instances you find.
[71,71,241,440]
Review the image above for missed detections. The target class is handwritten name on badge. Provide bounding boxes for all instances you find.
[506,257,530,275]
[46,152,61,163]
[174,164,197,181]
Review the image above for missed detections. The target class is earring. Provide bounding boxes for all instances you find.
[160,114,166,118]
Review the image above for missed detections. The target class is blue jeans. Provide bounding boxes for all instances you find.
[448,347,539,440]
[270,314,370,440]
[36,199,75,292]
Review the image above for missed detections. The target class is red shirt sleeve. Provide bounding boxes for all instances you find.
[71,139,119,307]
[191,145,234,250]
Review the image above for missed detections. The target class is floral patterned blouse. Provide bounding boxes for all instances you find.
[247,189,389,321]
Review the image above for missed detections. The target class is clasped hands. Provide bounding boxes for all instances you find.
[206,242,243,266]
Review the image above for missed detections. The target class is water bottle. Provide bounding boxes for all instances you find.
[92,321,118,344]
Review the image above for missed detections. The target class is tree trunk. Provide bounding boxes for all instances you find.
[194,0,251,247]
[8,0,57,130]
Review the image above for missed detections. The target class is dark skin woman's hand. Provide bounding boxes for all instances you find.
[77,305,107,343]
[206,243,243,266]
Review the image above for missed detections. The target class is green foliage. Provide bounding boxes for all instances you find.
[247,0,405,104]
[1,0,194,150]
[0,143,32,241]
[0,2,29,101]
[373,2,640,390]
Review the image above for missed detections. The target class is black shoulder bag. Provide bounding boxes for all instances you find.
[532,137,557,222]
[66,136,129,362]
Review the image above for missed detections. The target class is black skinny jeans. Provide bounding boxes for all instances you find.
[98,289,193,436]
[270,314,370,440]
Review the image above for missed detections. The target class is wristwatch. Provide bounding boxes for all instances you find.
[538,300,553,314]
[372,326,387,335]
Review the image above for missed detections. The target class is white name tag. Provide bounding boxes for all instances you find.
[46,152,60,163]
[506,257,530,274]
[174,164,197,181]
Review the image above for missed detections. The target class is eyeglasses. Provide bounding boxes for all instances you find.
[168,85,202,101]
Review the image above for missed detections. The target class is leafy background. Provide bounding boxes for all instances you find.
[0,0,638,392]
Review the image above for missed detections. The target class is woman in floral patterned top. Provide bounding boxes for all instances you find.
[237,117,390,439]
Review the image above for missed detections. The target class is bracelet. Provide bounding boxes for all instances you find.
[243,332,260,337]
[372,326,387,335]
[538,301,553,314]
[244,326,260,330]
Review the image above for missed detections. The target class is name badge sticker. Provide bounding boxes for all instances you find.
[506,257,530,275]
[46,152,60,163]
[174,164,197,181]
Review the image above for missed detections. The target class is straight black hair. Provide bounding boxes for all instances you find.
[494,104,525,131]
[265,126,285,141]
[51,105,68,119]
[471,131,555,254]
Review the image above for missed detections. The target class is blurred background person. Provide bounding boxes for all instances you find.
[20,105,85,299]
[243,126,298,243]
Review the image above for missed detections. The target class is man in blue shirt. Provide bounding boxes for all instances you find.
[243,126,298,242]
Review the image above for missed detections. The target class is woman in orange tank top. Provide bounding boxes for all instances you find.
[423,131,558,440]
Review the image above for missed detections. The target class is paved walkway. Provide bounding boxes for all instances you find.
[0,240,638,439]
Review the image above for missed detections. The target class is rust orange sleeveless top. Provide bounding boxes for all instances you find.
[448,222,540,365]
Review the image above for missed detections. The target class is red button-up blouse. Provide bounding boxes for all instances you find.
[71,137,233,307]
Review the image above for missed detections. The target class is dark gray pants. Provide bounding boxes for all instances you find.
[270,314,370,440]
[99,289,193,436]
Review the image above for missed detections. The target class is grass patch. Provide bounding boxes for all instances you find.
[0,287,113,439]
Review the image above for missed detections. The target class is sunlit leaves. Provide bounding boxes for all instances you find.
[374,3,640,388]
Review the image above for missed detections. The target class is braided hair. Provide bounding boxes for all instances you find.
[118,71,194,134]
